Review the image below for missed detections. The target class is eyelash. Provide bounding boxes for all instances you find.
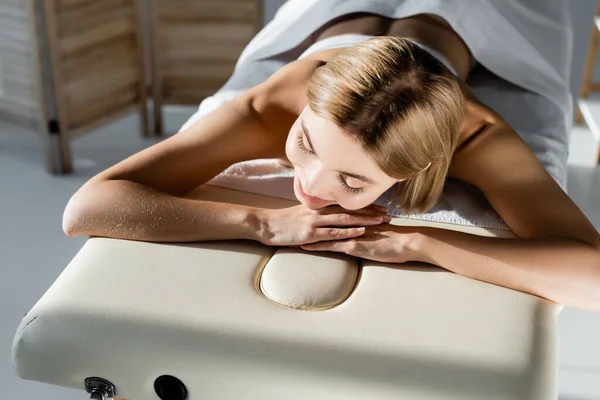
[338,175,365,195]
[296,135,314,155]
[297,134,364,195]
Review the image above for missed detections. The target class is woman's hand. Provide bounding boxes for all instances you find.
[254,205,391,246]
[300,225,423,264]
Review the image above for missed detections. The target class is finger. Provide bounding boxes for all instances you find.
[319,205,387,217]
[308,227,365,243]
[301,242,334,251]
[316,213,391,227]
[302,239,358,254]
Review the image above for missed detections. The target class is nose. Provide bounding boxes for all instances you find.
[302,163,331,199]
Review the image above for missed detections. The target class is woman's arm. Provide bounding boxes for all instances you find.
[63,179,264,242]
[413,227,600,312]
[63,85,280,242]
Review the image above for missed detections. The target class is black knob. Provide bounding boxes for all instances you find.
[154,375,188,400]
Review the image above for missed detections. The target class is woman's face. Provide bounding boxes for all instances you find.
[285,106,399,210]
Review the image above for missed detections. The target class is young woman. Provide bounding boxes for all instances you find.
[62,14,600,311]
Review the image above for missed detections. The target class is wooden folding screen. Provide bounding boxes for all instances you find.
[0,0,262,173]
[0,1,45,132]
[0,0,147,173]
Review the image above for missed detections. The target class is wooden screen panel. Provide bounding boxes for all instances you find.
[150,0,262,133]
[44,0,147,136]
[0,0,44,130]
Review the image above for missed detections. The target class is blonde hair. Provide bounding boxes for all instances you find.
[307,37,464,214]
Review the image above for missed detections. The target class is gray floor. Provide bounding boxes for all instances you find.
[1,110,600,399]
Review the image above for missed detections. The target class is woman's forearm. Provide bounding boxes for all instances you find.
[63,180,262,243]
[413,227,600,312]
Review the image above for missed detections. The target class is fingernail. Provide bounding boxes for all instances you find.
[356,227,365,233]
[383,215,392,222]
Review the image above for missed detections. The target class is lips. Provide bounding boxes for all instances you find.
[294,175,330,204]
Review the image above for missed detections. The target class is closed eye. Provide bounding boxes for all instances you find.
[338,175,365,195]
[297,128,367,195]
[297,134,315,156]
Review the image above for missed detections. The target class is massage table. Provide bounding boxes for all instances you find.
[13,1,572,398]
[12,185,561,400]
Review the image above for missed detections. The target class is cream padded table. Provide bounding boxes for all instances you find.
[12,186,561,400]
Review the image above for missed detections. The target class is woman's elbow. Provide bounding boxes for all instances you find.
[591,245,600,311]
[62,192,86,236]
[62,183,99,237]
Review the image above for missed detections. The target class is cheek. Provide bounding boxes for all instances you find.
[336,189,387,210]
[336,181,395,209]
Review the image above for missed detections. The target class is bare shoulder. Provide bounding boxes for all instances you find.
[450,80,535,187]
[449,87,599,245]
[453,79,495,147]
[252,58,326,129]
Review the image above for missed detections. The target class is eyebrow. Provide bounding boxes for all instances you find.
[300,118,376,185]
